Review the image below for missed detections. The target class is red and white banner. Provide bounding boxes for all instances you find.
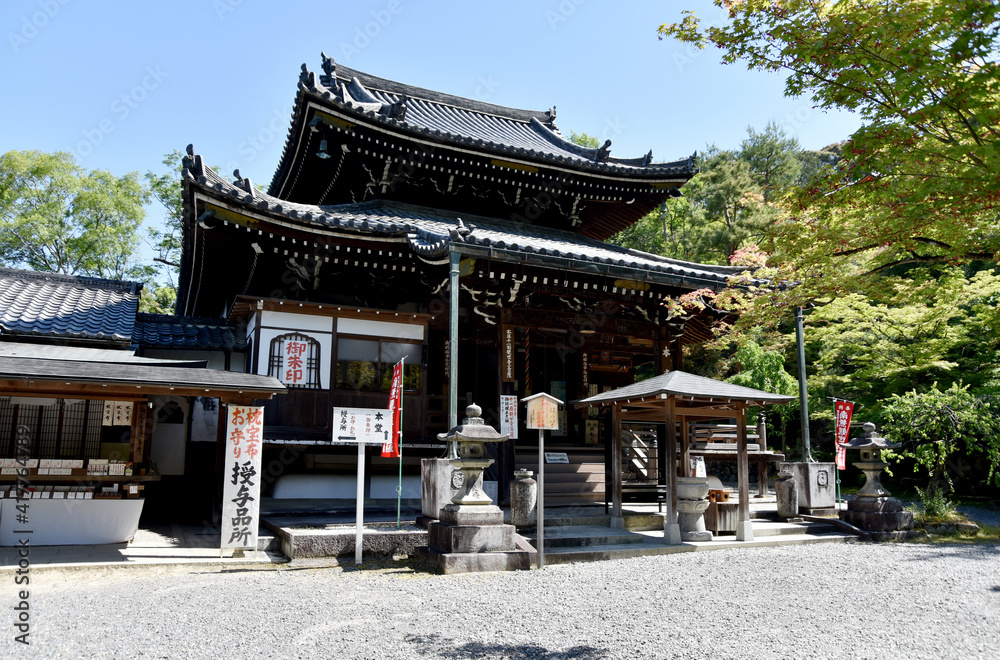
[221,405,263,550]
[834,400,855,470]
[381,361,403,457]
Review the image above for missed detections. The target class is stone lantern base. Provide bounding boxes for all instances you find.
[842,496,914,535]
[419,504,531,574]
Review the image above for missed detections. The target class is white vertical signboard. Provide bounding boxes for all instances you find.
[221,405,264,552]
[500,395,518,440]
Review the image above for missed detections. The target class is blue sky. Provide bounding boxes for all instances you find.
[2,0,861,247]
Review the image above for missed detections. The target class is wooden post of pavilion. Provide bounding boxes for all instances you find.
[610,403,624,529]
[663,396,681,545]
[735,406,754,541]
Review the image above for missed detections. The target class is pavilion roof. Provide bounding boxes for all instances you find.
[574,370,797,408]
[185,159,743,290]
[269,55,697,195]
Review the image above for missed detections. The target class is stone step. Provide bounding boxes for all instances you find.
[523,525,646,548]
[539,532,855,565]
[751,520,838,537]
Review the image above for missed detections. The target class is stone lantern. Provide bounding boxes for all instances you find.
[439,403,506,507]
[419,404,530,573]
[845,422,895,497]
[840,422,913,536]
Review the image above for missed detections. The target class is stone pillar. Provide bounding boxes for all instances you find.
[775,469,799,519]
[419,458,456,525]
[510,469,537,529]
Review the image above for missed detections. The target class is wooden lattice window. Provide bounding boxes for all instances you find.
[268,333,321,389]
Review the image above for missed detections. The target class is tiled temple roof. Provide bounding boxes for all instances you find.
[0,267,141,344]
[133,314,246,350]
[270,55,696,194]
[185,157,742,289]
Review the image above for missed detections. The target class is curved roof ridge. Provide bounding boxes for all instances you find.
[0,266,142,294]
[326,58,550,124]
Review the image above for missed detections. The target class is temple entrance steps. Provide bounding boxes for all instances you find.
[514,449,605,507]
[519,511,857,565]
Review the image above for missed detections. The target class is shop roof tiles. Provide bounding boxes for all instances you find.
[133,313,246,350]
[0,356,284,395]
[0,267,141,344]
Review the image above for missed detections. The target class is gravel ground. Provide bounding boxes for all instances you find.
[3,541,998,659]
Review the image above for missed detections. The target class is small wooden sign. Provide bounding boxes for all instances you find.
[523,393,562,430]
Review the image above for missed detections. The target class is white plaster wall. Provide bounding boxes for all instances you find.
[337,317,424,340]
[262,310,334,334]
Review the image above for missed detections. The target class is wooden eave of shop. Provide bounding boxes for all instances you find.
[0,379,275,405]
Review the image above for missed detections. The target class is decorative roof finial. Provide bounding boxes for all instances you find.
[596,139,612,162]
[182,144,204,177]
[233,169,243,183]
[545,105,557,124]
[299,63,315,87]
[385,95,408,121]
[642,149,653,166]
[320,51,336,78]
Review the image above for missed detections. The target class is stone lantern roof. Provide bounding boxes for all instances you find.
[437,404,509,444]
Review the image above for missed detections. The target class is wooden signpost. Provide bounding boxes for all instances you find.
[333,407,392,564]
[522,392,563,569]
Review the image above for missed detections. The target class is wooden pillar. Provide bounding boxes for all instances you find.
[671,337,684,371]
[680,413,690,478]
[736,406,753,541]
[611,403,623,528]
[129,400,148,466]
[663,396,680,544]
[755,412,769,498]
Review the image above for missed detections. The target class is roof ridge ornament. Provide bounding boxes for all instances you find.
[233,169,254,194]
[448,217,476,242]
[642,149,653,166]
[182,144,205,177]
[320,51,336,78]
[595,139,612,162]
[545,105,557,125]
[384,95,408,122]
[299,63,316,89]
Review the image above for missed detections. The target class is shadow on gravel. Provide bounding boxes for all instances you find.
[901,541,1000,562]
[404,633,607,659]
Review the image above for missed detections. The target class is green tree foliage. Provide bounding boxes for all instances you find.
[0,150,150,280]
[660,1,1000,306]
[739,121,801,198]
[144,150,184,288]
[611,124,808,265]
[803,267,1000,416]
[568,131,600,149]
[880,382,1000,496]
[727,338,799,421]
